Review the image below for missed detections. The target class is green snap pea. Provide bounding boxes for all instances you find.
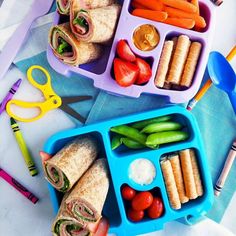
[146,131,189,146]
[111,134,123,150]
[141,121,182,134]
[131,115,172,129]
[110,125,147,145]
[121,138,146,149]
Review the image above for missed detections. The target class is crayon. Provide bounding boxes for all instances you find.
[0,79,22,116]
[10,117,38,176]
[214,140,236,196]
[0,167,38,204]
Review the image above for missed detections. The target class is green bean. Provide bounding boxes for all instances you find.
[121,138,146,149]
[111,134,123,150]
[110,125,147,145]
[141,121,182,134]
[146,131,189,146]
[131,115,172,129]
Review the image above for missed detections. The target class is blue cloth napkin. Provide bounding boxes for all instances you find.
[16,52,236,224]
[16,52,100,125]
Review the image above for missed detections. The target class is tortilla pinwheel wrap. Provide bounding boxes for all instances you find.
[49,23,102,66]
[65,158,109,227]
[70,4,121,44]
[43,136,98,192]
[56,0,71,15]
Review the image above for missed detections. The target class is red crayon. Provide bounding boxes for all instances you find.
[0,167,38,204]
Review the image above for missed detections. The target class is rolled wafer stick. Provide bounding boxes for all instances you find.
[180,42,202,88]
[167,35,190,85]
[155,41,174,88]
[190,149,203,197]
[169,154,189,203]
[161,159,181,209]
[179,149,198,199]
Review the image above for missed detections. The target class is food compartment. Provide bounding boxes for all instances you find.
[121,185,165,223]
[159,147,213,214]
[44,130,122,229]
[109,112,195,157]
[48,0,125,75]
[127,0,212,33]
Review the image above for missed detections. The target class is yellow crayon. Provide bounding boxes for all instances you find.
[10,118,38,176]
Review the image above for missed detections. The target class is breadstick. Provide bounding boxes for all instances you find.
[167,35,190,85]
[169,154,189,203]
[179,149,198,199]
[161,159,181,209]
[155,41,174,88]
[163,82,172,89]
[190,149,203,196]
[180,42,202,87]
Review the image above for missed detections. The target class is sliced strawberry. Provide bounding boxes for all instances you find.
[116,40,136,62]
[93,218,109,236]
[135,58,152,85]
[114,58,140,87]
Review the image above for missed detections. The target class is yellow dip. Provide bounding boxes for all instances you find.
[133,24,160,51]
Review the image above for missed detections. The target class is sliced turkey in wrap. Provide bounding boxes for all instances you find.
[43,136,98,192]
[56,0,71,15]
[49,23,102,66]
[65,158,109,228]
[70,4,121,44]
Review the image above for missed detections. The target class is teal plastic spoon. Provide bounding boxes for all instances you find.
[207,51,236,114]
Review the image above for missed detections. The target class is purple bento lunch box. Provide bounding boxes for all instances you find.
[47,0,216,103]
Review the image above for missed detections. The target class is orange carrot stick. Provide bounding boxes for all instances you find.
[164,18,195,29]
[132,9,168,22]
[164,7,206,28]
[191,0,200,15]
[162,0,197,13]
[131,1,146,9]
[132,0,164,11]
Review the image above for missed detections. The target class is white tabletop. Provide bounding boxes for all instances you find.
[0,1,236,235]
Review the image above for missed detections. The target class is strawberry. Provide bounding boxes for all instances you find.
[116,40,136,62]
[114,58,140,87]
[135,58,152,85]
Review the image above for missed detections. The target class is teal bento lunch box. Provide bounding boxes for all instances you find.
[44,106,213,235]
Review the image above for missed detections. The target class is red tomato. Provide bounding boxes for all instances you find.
[147,197,164,219]
[135,58,152,85]
[127,208,144,222]
[121,185,136,200]
[114,58,139,87]
[116,40,136,62]
[131,191,153,211]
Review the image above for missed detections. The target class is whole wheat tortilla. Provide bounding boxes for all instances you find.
[49,23,102,66]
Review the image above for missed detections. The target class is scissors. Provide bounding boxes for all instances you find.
[6,65,92,123]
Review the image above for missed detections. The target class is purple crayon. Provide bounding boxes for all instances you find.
[0,79,22,115]
[0,167,39,204]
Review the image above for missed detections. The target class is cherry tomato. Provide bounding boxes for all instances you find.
[127,208,144,222]
[131,191,153,211]
[147,197,164,219]
[121,185,136,200]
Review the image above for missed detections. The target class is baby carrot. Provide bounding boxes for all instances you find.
[162,0,197,13]
[132,9,168,22]
[132,0,164,11]
[164,7,206,28]
[131,2,146,9]
[191,0,200,15]
[164,18,195,29]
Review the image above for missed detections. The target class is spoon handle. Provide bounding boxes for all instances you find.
[228,91,236,114]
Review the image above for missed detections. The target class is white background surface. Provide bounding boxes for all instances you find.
[0,0,236,235]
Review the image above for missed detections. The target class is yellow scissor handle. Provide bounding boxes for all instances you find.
[27,65,57,99]
[6,96,62,122]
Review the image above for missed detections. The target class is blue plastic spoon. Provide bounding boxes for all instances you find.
[207,51,236,114]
